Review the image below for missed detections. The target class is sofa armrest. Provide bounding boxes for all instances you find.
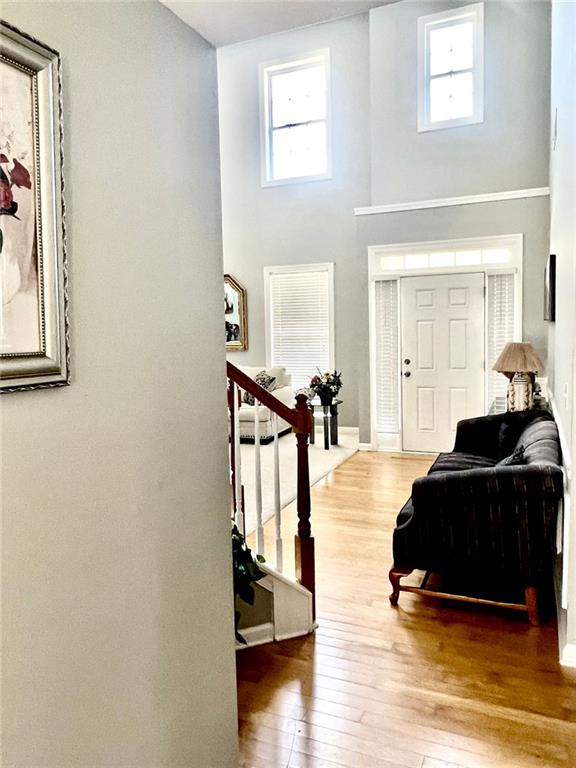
[411,464,563,507]
[394,465,563,578]
[452,413,508,456]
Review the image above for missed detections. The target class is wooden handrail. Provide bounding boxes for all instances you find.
[227,362,297,427]
[226,361,311,436]
[226,361,315,619]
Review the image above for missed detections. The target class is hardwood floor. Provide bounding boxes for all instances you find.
[239,451,576,768]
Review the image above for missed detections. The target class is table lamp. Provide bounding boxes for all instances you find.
[492,342,544,411]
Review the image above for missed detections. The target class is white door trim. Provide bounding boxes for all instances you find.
[368,235,523,451]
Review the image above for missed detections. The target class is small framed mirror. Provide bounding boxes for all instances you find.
[224,274,248,351]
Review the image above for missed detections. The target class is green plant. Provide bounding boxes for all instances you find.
[232,524,266,644]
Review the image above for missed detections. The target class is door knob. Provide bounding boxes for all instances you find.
[404,371,411,378]
[404,359,411,365]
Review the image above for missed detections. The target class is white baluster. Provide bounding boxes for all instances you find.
[272,412,283,572]
[233,383,244,536]
[254,399,264,555]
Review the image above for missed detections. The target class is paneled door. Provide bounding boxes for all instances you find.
[401,273,485,452]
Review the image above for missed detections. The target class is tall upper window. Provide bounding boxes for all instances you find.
[260,50,331,186]
[265,264,334,388]
[418,3,484,132]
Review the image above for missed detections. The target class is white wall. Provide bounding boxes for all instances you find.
[0,3,239,765]
[370,0,551,204]
[218,14,371,427]
[548,0,576,666]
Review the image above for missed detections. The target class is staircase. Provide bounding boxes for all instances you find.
[227,362,316,646]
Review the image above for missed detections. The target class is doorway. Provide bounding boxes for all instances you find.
[400,272,485,452]
[368,234,522,453]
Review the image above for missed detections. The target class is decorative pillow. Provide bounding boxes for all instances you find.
[497,445,526,467]
[265,366,287,390]
[243,371,276,406]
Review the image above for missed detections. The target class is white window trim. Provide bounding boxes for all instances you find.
[259,49,332,187]
[417,2,484,133]
[368,234,523,280]
[368,235,523,451]
[264,262,335,374]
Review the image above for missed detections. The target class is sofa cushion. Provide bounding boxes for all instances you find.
[498,419,521,459]
[497,445,525,467]
[497,410,552,459]
[516,417,560,466]
[238,385,294,422]
[238,404,271,422]
[428,452,498,474]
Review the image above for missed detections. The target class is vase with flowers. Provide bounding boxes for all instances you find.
[309,369,343,406]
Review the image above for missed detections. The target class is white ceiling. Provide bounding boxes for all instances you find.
[160,0,396,48]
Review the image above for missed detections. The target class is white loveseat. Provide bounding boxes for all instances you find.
[235,365,295,443]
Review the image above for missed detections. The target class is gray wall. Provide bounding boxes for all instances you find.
[356,195,550,442]
[1,3,238,766]
[369,0,551,204]
[218,14,371,427]
[218,1,551,434]
[548,0,576,662]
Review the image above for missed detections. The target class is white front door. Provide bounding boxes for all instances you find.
[401,273,485,452]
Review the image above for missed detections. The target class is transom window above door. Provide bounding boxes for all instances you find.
[418,3,484,131]
[260,50,331,185]
[375,243,512,274]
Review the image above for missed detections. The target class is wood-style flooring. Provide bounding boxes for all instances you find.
[239,451,576,768]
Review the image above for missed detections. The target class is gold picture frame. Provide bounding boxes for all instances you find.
[224,274,248,352]
[0,21,69,392]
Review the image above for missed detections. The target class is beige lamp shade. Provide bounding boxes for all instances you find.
[492,342,544,375]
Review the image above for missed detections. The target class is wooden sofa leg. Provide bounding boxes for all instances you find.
[525,586,540,626]
[389,567,413,606]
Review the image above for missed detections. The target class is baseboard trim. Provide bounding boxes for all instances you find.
[259,563,312,595]
[560,641,576,668]
[547,391,572,470]
[236,619,316,649]
[358,442,375,451]
[275,626,316,641]
[235,622,274,650]
[354,187,550,217]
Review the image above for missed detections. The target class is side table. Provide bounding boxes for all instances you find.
[309,399,342,450]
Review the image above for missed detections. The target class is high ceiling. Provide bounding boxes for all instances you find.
[160,0,396,48]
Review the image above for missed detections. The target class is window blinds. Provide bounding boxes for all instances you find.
[487,273,516,410]
[268,267,332,388]
[374,280,400,433]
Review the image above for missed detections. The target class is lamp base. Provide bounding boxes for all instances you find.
[507,372,533,412]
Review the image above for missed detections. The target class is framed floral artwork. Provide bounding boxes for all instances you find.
[0,22,69,392]
[224,274,248,351]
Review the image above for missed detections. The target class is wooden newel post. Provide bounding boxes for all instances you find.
[294,393,316,619]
